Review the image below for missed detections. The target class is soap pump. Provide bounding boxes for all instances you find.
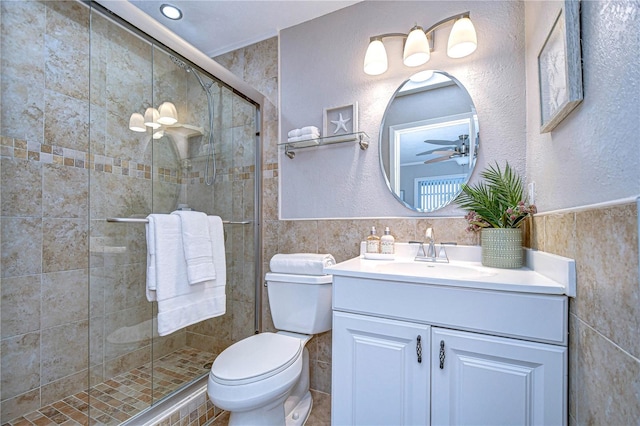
[366,226,380,253]
[380,227,395,254]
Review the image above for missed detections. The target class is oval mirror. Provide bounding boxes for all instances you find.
[379,70,479,212]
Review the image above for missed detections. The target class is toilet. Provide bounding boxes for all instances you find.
[207,271,332,425]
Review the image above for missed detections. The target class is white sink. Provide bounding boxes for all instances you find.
[324,243,576,296]
[373,261,496,280]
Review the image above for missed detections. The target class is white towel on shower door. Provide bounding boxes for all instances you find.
[171,210,216,285]
[145,214,227,336]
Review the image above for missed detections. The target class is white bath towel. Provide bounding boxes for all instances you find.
[171,210,216,284]
[300,126,320,136]
[288,128,301,138]
[145,214,226,336]
[269,253,336,276]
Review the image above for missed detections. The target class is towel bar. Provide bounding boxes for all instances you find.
[107,217,251,225]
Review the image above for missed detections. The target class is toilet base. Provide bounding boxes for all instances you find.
[285,390,312,426]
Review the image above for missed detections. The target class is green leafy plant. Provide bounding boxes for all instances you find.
[456,162,536,232]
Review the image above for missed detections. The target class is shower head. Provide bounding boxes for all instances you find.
[170,55,216,92]
[170,55,190,71]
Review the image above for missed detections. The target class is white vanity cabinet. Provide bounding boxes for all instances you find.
[329,256,571,426]
[332,311,431,425]
[431,327,566,426]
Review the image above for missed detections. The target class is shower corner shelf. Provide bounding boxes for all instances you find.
[279,131,369,159]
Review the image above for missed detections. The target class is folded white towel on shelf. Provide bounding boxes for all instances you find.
[269,253,336,276]
[300,126,320,136]
[288,129,301,138]
[145,214,227,336]
[171,210,216,285]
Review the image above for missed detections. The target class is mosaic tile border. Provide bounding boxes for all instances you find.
[0,136,255,183]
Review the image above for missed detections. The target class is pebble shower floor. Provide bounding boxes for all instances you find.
[4,347,216,426]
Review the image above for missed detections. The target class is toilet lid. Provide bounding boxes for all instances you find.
[211,333,302,385]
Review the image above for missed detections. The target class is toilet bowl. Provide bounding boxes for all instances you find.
[207,271,332,426]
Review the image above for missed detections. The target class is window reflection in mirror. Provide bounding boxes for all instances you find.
[379,71,479,212]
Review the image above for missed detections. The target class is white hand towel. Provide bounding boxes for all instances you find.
[171,210,216,285]
[145,214,184,302]
[288,128,301,138]
[145,214,227,336]
[269,253,336,275]
[300,126,320,136]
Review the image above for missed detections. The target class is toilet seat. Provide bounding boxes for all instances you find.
[211,332,302,386]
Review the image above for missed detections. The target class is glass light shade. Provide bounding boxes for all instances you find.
[153,130,164,140]
[157,102,178,125]
[403,27,430,67]
[363,39,388,76]
[447,17,477,58]
[128,113,146,132]
[144,107,160,129]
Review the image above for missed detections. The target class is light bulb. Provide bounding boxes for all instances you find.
[157,102,178,125]
[144,107,160,129]
[364,39,388,76]
[447,17,477,58]
[128,113,146,133]
[403,26,430,67]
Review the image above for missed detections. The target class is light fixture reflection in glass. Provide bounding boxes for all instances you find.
[403,26,430,67]
[160,4,182,20]
[153,130,165,140]
[409,70,434,82]
[144,107,160,129]
[128,113,146,132]
[447,17,477,58]
[363,39,388,76]
[157,102,178,125]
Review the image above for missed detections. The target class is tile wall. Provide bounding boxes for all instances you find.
[217,36,640,423]
[1,1,259,423]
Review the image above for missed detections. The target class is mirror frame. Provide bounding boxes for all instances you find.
[378,70,479,213]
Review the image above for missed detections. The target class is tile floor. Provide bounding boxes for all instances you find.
[4,347,215,426]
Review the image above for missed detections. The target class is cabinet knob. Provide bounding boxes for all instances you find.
[439,340,446,369]
[416,335,422,363]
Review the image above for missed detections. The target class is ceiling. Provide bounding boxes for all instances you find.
[128,0,361,58]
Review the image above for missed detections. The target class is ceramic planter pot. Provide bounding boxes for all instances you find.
[480,228,523,269]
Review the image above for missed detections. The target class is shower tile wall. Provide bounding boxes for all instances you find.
[1,2,93,421]
[1,1,258,423]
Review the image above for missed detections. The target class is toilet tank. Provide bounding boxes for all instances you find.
[265,272,332,334]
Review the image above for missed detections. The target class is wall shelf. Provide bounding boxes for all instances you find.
[279,132,369,159]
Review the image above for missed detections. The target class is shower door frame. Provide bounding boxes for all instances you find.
[89,0,264,419]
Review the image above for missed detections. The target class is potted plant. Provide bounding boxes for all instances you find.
[455,162,536,268]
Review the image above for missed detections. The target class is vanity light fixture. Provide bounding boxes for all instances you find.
[144,107,161,129]
[157,101,178,125]
[363,12,477,76]
[128,113,146,132]
[160,3,183,20]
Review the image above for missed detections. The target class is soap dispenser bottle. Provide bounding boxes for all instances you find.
[380,227,395,254]
[366,226,381,254]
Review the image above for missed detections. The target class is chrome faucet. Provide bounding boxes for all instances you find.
[410,228,449,263]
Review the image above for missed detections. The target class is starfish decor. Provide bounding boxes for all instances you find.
[331,113,351,134]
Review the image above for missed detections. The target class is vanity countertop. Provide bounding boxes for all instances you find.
[325,244,576,297]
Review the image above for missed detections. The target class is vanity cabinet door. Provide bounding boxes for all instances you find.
[431,327,567,426]
[332,311,431,425]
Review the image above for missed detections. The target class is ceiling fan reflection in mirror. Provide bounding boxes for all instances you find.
[416,134,474,165]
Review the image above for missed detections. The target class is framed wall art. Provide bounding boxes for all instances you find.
[537,0,583,133]
[323,102,358,142]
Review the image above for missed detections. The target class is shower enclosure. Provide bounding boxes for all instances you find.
[1,1,261,424]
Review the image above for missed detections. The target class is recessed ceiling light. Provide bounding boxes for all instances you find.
[160,4,182,20]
